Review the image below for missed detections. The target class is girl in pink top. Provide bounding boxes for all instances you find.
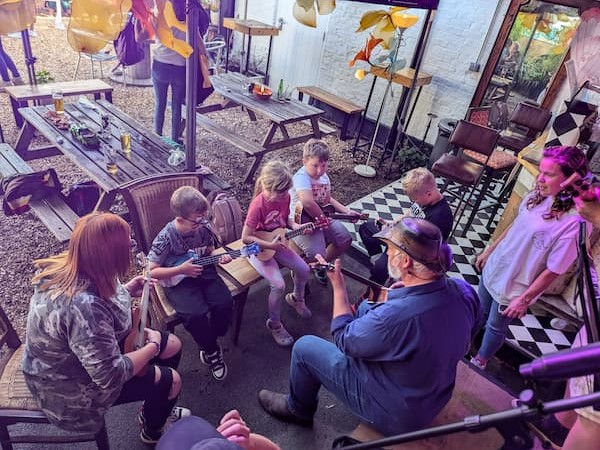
[242,161,311,346]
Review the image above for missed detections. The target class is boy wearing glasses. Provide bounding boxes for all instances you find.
[148,186,233,381]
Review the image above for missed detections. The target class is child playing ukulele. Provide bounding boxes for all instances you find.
[242,161,312,346]
[290,139,361,284]
[148,186,233,381]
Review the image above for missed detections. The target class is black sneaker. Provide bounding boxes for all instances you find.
[314,268,328,285]
[140,426,163,444]
[526,414,569,450]
[200,343,228,381]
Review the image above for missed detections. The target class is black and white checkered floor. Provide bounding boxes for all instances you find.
[343,179,577,358]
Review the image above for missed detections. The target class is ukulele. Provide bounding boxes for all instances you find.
[294,202,369,225]
[160,243,261,287]
[310,262,389,303]
[124,252,152,353]
[254,220,327,262]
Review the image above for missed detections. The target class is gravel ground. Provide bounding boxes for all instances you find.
[0,17,393,335]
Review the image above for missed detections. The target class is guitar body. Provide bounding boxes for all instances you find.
[252,222,319,262]
[254,228,287,262]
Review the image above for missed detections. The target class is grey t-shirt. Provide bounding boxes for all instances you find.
[148,220,216,267]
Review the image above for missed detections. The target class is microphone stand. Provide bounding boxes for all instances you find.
[336,390,600,450]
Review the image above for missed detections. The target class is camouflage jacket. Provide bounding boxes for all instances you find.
[22,282,134,432]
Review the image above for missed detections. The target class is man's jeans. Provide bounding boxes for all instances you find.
[287,335,373,425]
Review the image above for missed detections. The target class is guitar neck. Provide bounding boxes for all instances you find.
[193,249,242,266]
[284,223,313,239]
[328,213,369,222]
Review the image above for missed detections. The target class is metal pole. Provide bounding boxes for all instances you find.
[185,0,200,171]
[21,30,37,86]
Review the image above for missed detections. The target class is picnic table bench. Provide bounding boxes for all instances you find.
[297,86,364,140]
[0,144,79,242]
[4,79,114,127]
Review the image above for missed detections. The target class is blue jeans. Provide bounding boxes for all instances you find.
[152,60,186,141]
[477,282,513,360]
[287,335,373,426]
[0,37,20,82]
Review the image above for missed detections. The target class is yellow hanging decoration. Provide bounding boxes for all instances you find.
[0,0,36,35]
[293,0,335,27]
[67,0,131,53]
[155,0,193,58]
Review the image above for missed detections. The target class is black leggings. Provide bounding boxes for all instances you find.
[115,331,181,431]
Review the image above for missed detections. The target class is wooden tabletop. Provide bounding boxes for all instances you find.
[369,66,432,88]
[4,79,113,102]
[210,72,323,124]
[222,18,280,36]
[17,100,180,194]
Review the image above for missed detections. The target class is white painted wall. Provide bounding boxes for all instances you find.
[230,0,521,144]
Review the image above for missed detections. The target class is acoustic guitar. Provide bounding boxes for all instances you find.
[294,202,369,225]
[159,243,261,288]
[253,218,328,262]
[123,252,152,353]
[310,262,389,303]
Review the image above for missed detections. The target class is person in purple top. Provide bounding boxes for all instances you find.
[258,217,481,435]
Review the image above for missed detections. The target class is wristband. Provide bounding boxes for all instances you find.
[146,339,160,357]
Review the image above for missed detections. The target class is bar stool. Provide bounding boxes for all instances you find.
[431,120,501,237]
[497,102,552,154]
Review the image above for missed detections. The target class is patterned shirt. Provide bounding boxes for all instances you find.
[147,220,216,266]
[22,282,134,432]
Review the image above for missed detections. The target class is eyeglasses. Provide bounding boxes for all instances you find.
[181,214,210,226]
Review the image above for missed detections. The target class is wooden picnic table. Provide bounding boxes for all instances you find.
[196,72,325,183]
[14,99,228,213]
[4,79,114,127]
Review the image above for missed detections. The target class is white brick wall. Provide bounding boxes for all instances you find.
[231,0,573,144]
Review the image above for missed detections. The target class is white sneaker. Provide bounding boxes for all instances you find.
[11,76,24,86]
[469,356,487,370]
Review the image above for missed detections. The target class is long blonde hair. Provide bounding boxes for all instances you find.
[253,160,292,198]
[32,212,132,301]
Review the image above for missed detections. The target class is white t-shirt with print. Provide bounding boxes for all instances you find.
[289,166,331,219]
[482,194,589,305]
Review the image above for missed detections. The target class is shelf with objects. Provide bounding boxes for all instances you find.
[348,5,437,178]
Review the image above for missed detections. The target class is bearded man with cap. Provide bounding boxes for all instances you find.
[258,217,481,435]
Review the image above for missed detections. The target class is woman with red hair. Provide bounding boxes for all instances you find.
[23,212,189,444]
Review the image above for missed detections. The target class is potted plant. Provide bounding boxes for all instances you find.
[36,70,55,84]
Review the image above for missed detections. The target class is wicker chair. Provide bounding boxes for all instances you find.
[119,172,261,344]
[0,304,109,450]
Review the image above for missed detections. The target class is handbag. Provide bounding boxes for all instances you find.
[196,53,214,105]
[0,169,63,216]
